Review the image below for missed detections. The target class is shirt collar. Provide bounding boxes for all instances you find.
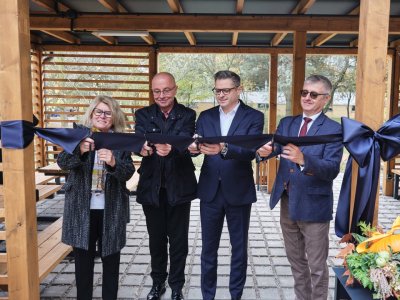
[219,101,240,116]
[303,111,322,122]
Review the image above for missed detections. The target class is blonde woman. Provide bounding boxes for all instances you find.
[57,96,135,300]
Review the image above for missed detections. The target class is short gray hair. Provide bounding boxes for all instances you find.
[305,75,332,94]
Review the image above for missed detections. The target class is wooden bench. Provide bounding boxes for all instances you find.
[35,172,58,185]
[35,184,63,201]
[37,217,72,281]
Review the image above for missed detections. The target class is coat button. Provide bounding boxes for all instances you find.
[290,168,294,173]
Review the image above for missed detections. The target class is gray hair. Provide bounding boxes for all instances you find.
[305,75,332,94]
[81,95,126,132]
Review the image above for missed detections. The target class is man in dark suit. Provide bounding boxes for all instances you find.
[257,75,343,300]
[135,72,197,300]
[189,70,264,300]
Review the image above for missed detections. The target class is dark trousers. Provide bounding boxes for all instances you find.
[74,209,121,300]
[143,188,191,290]
[200,185,252,300]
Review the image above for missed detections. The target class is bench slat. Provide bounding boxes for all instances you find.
[36,184,62,201]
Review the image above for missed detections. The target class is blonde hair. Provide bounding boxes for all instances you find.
[81,95,126,132]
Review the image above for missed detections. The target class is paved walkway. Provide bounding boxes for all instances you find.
[37,173,400,299]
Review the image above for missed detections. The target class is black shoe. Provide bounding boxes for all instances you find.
[231,297,241,300]
[171,289,184,300]
[147,282,166,300]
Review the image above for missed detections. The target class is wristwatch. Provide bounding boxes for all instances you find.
[220,143,228,157]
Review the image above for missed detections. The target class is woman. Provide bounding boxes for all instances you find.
[57,96,135,300]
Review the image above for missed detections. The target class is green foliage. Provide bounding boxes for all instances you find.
[346,252,377,289]
[358,221,377,236]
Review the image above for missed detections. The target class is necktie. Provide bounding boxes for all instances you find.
[299,117,312,137]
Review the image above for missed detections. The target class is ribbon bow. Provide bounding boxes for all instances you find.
[335,114,400,237]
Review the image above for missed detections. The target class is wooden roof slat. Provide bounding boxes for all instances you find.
[42,61,149,67]
[270,0,316,46]
[42,30,80,44]
[236,0,245,14]
[350,38,359,47]
[141,34,156,45]
[311,5,360,47]
[94,34,117,45]
[166,0,196,46]
[232,32,239,46]
[32,0,70,12]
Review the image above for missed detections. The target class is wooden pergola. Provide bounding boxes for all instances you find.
[0,0,399,298]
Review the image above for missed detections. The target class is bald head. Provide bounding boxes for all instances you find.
[151,72,178,112]
[152,72,176,86]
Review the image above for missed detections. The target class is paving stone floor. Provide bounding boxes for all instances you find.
[37,173,400,299]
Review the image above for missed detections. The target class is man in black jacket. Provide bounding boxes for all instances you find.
[135,72,197,300]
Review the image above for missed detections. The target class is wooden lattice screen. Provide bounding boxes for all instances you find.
[40,51,150,164]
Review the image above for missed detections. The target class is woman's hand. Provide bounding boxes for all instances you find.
[79,138,95,155]
[98,149,115,167]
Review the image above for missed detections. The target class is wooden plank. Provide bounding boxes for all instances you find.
[36,185,62,201]
[148,48,158,105]
[267,53,278,193]
[42,61,149,68]
[44,53,148,59]
[291,31,306,116]
[30,14,371,33]
[354,0,390,226]
[44,95,149,101]
[42,87,148,93]
[43,78,149,84]
[41,30,80,44]
[43,70,149,76]
[1,1,40,298]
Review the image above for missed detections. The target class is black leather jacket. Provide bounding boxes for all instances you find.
[134,100,197,207]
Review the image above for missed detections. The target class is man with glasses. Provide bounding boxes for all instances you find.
[188,70,264,300]
[257,75,343,300]
[135,72,197,300]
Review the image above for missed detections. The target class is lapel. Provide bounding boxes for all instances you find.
[307,113,325,136]
[290,115,302,137]
[227,100,246,136]
[210,106,222,136]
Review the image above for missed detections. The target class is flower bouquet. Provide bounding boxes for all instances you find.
[337,217,400,299]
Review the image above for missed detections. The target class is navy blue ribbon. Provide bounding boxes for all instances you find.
[335,115,400,237]
[1,120,90,154]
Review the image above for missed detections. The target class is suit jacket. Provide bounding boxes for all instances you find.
[196,100,264,205]
[269,113,343,222]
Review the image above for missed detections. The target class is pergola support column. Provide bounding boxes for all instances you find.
[148,47,158,104]
[267,53,278,193]
[0,0,39,299]
[352,0,390,227]
[291,31,307,116]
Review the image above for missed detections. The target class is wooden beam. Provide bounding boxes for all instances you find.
[354,0,390,226]
[93,34,116,45]
[141,34,156,45]
[42,30,80,44]
[292,0,316,14]
[271,0,316,46]
[232,32,239,46]
[31,14,381,33]
[184,31,196,46]
[1,1,40,298]
[166,1,196,46]
[267,53,278,193]
[350,38,358,47]
[166,0,183,13]
[236,0,245,13]
[97,0,128,13]
[31,0,69,12]
[311,5,360,47]
[291,31,307,116]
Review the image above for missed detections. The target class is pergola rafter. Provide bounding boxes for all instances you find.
[166,0,197,46]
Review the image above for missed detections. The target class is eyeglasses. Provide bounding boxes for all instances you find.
[300,89,329,100]
[152,86,176,97]
[212,87,238,95]
[93,108,112,118]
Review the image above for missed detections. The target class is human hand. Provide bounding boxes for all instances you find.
[140,142,154,157]
[200,143,223,155]
[79,138,95,155]
[154,143,172,157]
[98,149,115,167]
[280,143,304,165]
[257,141,273,157]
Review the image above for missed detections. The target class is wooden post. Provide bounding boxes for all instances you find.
[353,0,390,227]
[0,0,40,299]
[267,53,278,193]
[383,48,400,196]
[148,47,158,105]
[291,31,307,116]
